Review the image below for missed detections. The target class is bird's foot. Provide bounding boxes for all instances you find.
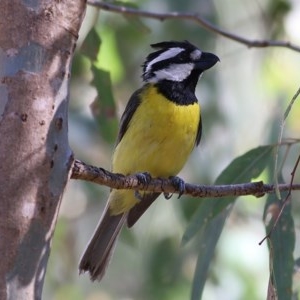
[135,172,152,185]
[163,176,186,200]
[134,172,152,201]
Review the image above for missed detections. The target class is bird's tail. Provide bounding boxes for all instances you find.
[79,203,126,281]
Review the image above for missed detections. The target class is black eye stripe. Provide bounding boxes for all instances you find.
[143,48,184,74]
[149,51,193,72]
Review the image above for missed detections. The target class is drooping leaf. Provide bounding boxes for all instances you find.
[264,174,295,300]
[80,26,118,143]
[183,145,274,245]
[81,27,102,62]
[184,145,275,300]
[191,207,230,300]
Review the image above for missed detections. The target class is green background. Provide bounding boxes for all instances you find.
[44,0,300,299]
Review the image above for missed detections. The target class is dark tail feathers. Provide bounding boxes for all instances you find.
[79,207,126,281]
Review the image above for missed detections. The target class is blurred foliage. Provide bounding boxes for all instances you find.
[266,0,292,38]
[44,0,300,299]
[81,26,102,61]
[90,66,118,143]
[81,27,119,143]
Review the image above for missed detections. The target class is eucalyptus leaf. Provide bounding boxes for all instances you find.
[185,145,274,300]
[264,174,295,300]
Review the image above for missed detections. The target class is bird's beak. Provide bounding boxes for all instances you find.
[195,52,220,71]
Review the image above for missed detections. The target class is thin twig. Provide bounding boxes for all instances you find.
[71,159,300,198]
[274,86,300,198]
[87,0,300,53]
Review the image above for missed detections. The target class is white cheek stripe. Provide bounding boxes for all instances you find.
[147,63,194,83]
[145,47,184,73]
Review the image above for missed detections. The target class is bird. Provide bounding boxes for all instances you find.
[79,40,219,281]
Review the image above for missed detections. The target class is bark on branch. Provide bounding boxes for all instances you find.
[71,159,300,199]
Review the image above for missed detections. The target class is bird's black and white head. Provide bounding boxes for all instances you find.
[142,41,219,90]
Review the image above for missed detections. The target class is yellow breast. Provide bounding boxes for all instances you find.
[109,85,200,215]
[113,85,200,176]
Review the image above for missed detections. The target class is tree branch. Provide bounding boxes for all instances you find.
[87,0,300,53]
[71,159,300,199]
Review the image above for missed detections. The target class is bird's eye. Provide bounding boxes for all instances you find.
[174,51,190,64]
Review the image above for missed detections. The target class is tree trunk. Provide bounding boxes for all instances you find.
[0,1,86,299]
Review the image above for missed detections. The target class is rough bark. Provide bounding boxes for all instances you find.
[0,0,86,299]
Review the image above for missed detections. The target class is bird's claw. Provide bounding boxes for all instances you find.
[163,192,172,200]
[135,172,152,185]
[170,176,185,198]
[134,172,152,201]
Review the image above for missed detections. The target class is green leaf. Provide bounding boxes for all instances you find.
[81,27,102,62]
[80,27,119,143]
[191,208,229,300]
[264,174,295,300]
[183,145,274,245]
[90,66,118,143]
[183,145,274,300]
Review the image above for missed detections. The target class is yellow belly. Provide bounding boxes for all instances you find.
[109,85,200,214]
